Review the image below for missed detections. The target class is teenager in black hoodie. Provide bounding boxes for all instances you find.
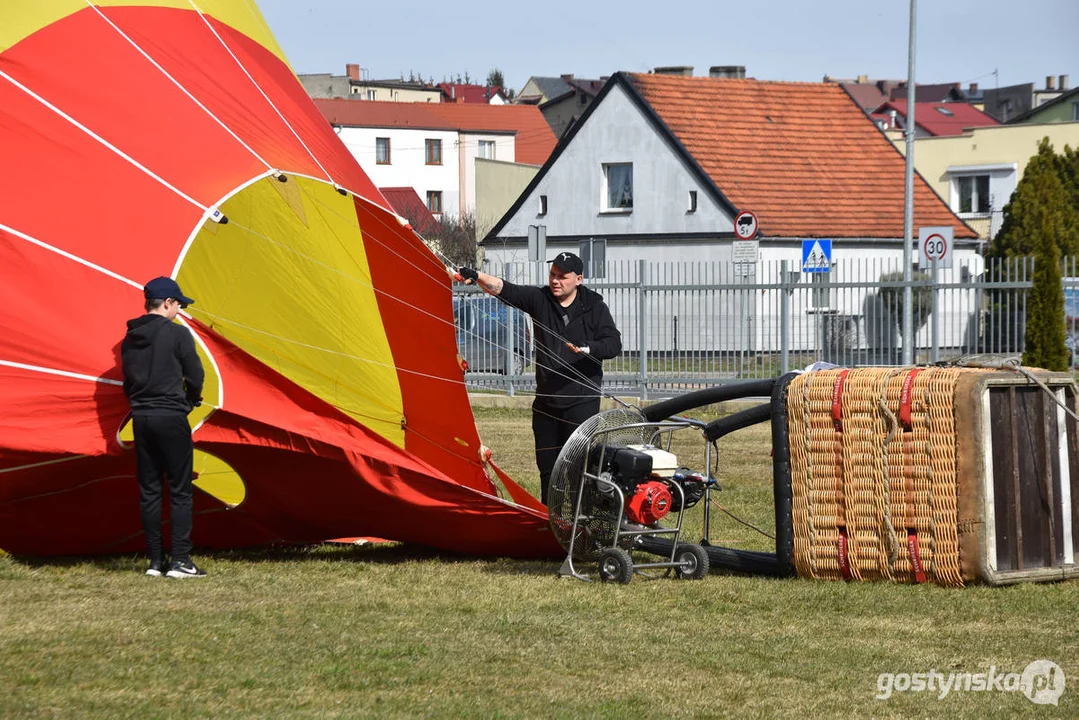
[457,252,622,504]
[121,277,205,578]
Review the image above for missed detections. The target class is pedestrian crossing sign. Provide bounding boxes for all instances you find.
[802,239,832,272]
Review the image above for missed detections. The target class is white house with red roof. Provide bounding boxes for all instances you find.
[313,99,555,223]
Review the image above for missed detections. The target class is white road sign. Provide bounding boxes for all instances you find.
[802,239,832,273]
[918,226,954,269]
[733,239,759,263]
[734,211,759,239]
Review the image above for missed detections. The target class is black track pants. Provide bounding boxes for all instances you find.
[133,413,194,563]
[533,399,601,506]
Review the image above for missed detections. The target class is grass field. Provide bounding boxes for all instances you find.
[1,406,1077,719]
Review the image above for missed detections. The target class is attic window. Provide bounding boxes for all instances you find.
[539,195,548,215]
[688,190,697,213]
[602,163,633,211]
[935,106,954,116]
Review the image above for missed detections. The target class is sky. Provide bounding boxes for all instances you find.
[256,0,1078,93]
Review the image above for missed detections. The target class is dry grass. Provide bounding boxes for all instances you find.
[0,406,1076,719]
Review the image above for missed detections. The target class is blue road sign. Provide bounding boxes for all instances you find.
[802,239,832,273]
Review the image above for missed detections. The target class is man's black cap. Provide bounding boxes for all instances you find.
[549,251,583,275]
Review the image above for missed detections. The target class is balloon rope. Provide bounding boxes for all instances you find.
[83,1,277,174]
[0,69,206,212]
[185,0,337,186]
[294,185,621,404]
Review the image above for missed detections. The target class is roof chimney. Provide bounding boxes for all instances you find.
[709,65,745,79]
[654,66,694,77]
[969,82,978,94]
[857,73,868,84]
[560,73,574,81]
[346,63,360,81]
[1060,74,1070,91]
[1046,75,1056,91]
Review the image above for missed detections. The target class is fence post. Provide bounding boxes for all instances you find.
[930,257,939,363]
[505,262,517,396]
[780,260,790,375]
[638,258,649,400]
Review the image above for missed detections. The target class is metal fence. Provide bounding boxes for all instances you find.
[454,256,1076,399]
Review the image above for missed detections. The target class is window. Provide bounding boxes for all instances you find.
[539,195,548,215]
[426,190,442,214]
[366,89,377,101]
[1073,102,1079,121]
[957,174,991,214]
[375,137,390,165]
[578,238,607,279]
[688,190,698,212]
[425,139,442,165]
[603,163,633,210]
[478,140,496,160]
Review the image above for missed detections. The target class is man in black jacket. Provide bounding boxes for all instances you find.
[121,277,206,578]
[457,252,622,504]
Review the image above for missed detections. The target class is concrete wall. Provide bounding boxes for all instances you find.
[347,84,442,103]
[459,133,517,218]
[475,159,538,240]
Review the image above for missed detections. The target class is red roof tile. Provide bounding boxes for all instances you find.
[436,83,505,103]
[628,74,977,239]
[874,100,1000,137]
[379,186,440,235]
[312,98,556,166]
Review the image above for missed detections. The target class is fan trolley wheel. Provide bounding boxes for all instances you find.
[597,547,634,584]
[675,544,710,580]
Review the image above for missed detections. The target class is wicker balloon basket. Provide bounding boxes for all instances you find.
[785,367,1079,587]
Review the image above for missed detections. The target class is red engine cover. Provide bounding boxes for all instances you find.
[626,481,673,525]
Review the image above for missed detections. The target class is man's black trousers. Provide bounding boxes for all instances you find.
[133,413,194,563]
[532,398,600,506]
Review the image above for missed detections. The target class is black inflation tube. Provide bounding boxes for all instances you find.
[634,374,800,578]
[702,403,773,442]
[641,378,777,422]
[769,372,800,578]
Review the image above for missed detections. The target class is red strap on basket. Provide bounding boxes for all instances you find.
[831,370,849,430]
[837,527,852,580]
[899,369,920,431]
[907,529,927,584]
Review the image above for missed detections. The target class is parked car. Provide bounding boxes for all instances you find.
[1065,280,1079,366]
[452,294,532,374]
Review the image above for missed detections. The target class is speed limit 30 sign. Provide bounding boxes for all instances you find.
[918,226,953,269]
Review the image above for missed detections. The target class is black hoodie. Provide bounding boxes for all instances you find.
[498,281,622,408]
[121,314,205,416]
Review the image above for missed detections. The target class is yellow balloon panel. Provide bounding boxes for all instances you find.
[1,0,288,63]
[179,176,406,447]
[193,450,246,507]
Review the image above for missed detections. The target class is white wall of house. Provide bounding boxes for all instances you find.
[337,126,460,217]
[488,83,734,267]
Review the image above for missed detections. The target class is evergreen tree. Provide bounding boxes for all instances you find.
[878,269,932,343]
[1023,216,1069,369]
[486,68,505,88]
[989,138,1079,259]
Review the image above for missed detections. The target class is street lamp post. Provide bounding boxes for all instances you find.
[902,0,918,365]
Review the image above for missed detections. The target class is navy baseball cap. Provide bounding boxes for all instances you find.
[549,251,583,275]
[144,276,194,307]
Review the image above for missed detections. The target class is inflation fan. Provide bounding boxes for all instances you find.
[547,407,714,583]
